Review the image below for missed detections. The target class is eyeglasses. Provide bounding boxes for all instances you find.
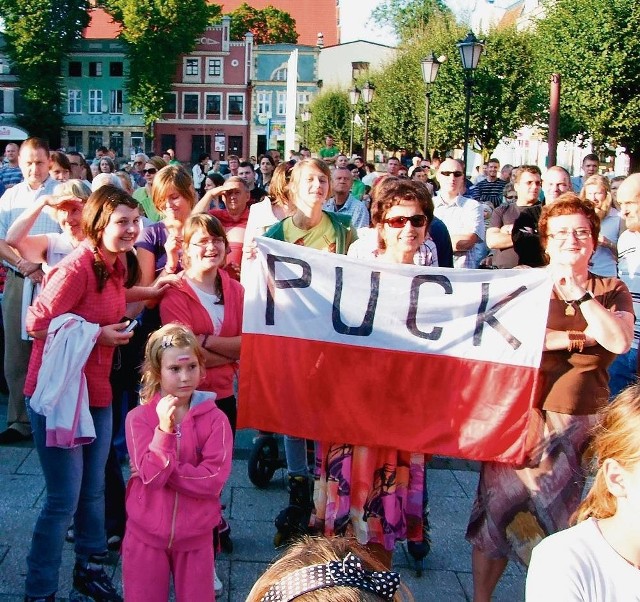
[548,228,592,241]
[133,161,143,166]
[505,195,517,200]
[190,237,225,248]
[383,215,428,228]
[439,171,463,178]
[143,168,157,175]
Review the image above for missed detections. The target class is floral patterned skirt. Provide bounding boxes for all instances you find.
[465,409,597,566]
[310,442,425,551]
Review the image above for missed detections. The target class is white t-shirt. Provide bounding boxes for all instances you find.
[526,517,640,601]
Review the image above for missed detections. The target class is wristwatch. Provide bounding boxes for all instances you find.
[574,291,593,306]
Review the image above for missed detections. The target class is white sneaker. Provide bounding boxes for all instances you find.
[214,569,224,596]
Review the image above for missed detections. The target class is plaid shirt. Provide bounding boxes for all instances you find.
[24,243,126,407]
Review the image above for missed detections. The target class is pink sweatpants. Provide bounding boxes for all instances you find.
[122,530,215,601]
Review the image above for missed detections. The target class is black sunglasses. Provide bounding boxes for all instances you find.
[143,168,157,175]
[383,215,428,228]
[440,170,463,178]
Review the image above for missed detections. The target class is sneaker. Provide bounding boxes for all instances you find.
[214,569,223,596]
[73,556,123,601]
[106,534,122,552]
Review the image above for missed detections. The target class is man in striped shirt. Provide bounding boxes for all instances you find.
[473,157,506,209]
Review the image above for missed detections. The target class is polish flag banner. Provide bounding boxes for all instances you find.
[238,238,552,463]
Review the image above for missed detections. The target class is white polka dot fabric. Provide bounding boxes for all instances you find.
[259,552,401,601]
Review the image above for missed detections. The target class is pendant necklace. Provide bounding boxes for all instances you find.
[555,286,576,316]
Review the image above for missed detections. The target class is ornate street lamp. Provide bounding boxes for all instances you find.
[360,81,375,161]
[348,87,361,156]
[420,52,445,161]
[301,108,312,148]
[456,31,484,171]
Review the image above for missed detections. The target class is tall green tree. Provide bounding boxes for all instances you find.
[226,3,297,44]
[532,0,640,171]
[307,91,351,153]
[102,0,221,133]
[370,0,451,42]
[368,14,542,159]
[0,0,90,144]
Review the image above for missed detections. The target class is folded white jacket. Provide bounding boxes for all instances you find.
[29,313,101,448]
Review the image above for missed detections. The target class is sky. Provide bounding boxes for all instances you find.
[339,0,513,45]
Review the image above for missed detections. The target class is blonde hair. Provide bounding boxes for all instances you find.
[139,323,205,404]
[579,174,612,219]
[52,179,91,201]
[151,164,196,213]
[573,384,640,524]
[246,536,412,602]
[289,158,332,206]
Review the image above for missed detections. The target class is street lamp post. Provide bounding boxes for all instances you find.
[420,52,445,161]
[301,109,312,148]
[360,81,375,161]
[456,31,484,172]
[348,87,361,156]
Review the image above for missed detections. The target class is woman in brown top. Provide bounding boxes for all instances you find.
[466,194,634,602]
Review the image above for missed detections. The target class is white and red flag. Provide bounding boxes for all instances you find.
[238,238,552,463]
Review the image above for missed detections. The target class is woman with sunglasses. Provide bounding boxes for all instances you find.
[467,194,634,602]
[132,156,167,223]
[311,177,434,569]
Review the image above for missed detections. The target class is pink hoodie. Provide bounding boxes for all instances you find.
[125,391,232,551]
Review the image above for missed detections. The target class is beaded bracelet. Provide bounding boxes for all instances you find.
[567,330,586,353]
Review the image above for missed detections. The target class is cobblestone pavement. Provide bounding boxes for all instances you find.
[0,403,525,601]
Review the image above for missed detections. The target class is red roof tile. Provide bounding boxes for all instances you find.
[83,1,337,46]
[83,8,121,39]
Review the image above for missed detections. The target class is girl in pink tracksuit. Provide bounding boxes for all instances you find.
[122,324,232,601]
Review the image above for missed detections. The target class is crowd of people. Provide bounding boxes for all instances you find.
[0,137,639,601]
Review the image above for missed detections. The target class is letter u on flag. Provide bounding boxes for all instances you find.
[238,238,552,463]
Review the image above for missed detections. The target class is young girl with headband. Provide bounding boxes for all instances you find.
[526,384,640,599]
[122,323,232,601]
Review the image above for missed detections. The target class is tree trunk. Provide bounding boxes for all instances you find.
[628,152,640,174]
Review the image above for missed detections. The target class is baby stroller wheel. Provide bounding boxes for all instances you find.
[248,434,280,488]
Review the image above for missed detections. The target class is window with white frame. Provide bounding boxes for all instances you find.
[110,90,123,114]
[183,93,199,114]
[297,91,311,114]
[89,89,103,114]
[205,94,221,115]
[257,91,272,115]
[67,90,82,114]
[185,58,199,76]
[272,66,287,81]
[228,94,244,116]
[208,58,222,77]
[276,91,286,116]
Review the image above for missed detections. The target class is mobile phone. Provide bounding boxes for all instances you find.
[123,319,139,334]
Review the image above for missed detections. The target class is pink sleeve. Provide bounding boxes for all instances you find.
[126,407,177,489]
[167,413,233,499]
[159,286,191,328]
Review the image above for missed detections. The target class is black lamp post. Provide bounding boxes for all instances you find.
[301,109,312,148]
[420,52,445,161]
[360,81,375,161]
[348,87,361,156]
[456,31,484,171]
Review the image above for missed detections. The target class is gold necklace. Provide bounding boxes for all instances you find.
[554,285,576,316]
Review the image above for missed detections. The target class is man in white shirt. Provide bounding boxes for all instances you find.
[0,138,59,443]
[610,173,640,396]
[433,158,485,268]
